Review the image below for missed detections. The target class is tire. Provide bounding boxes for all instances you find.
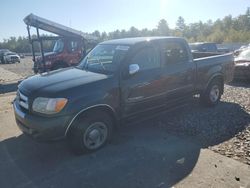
[200,79,223,107]
[67,111,113,154]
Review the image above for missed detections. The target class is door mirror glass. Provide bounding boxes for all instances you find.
[129,64,140,75]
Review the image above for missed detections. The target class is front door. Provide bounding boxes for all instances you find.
[121,44,166,118]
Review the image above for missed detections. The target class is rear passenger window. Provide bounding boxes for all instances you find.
[130,47,160,71]
[162,42,188,64]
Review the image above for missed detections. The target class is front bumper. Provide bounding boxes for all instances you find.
[13,100,72,141]
[6,58,20,63]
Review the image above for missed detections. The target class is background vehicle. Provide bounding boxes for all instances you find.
[0,49,10,64]
[3,51,20,64]
[189,42,219,53]
[24,13,97,73]
[234,48,250,80]
[13,37,234,154]
[234,45,250,57]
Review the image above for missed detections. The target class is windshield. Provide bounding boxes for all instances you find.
[53,39,64,53]
[237,49,250,60]
[78,44,129,74]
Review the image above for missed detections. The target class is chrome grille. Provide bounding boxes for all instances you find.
[17,90,29,110]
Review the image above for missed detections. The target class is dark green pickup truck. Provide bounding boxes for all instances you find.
[13,37,234,154]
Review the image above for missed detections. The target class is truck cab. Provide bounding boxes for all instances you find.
[34,38,83,73]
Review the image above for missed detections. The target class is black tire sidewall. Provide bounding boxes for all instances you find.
[68,112,113,154]
[201,80,222,106]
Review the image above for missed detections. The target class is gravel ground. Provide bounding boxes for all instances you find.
[0,59,250,165]
[211,83,250,165]
[156,83,250,165]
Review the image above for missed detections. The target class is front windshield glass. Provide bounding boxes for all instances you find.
[53,39,64,53]
[78,44,129,74]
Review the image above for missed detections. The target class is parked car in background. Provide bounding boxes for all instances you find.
[3,51,20,64]
[234,45,250,57]
[234,48,250,80]
[0,49,10,64]
[19,53,25,58]
[189,42,219,53]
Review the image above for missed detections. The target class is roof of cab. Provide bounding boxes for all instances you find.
[100,36,183,45]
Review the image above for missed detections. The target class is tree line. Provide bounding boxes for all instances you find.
[0,8,249,53]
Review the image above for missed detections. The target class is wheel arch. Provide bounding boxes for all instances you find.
[206,74,224,94]
[65,104,118,136]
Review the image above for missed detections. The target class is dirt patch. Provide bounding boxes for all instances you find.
[0,56,34,78]
[0,94,15,113]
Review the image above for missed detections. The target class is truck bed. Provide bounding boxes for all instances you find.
[194,53,234,91]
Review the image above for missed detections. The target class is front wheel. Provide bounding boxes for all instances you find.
[67,111,113,154]
[200,80,223,107]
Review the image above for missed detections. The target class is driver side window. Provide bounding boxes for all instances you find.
[130,47,160,71]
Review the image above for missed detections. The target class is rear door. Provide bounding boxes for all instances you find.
[121,44,166,117]
[160,39,196,103]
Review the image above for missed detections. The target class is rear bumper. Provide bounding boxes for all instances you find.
[13,100,72,141]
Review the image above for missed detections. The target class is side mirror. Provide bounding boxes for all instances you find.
[129,64,140,75]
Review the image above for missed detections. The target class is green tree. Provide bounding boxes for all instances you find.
[176,16,186,32]
[157,19,170,36]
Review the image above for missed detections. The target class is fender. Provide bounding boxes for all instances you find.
[204,64,223,89]
[64,104,116,136]
[205,72,224,91]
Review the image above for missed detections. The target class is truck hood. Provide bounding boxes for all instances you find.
[19,67,109,96]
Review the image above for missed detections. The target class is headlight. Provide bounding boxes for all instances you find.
[32,97,68,114]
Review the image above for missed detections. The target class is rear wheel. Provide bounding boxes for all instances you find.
[67,111,113,154]
[200,79,223,107]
